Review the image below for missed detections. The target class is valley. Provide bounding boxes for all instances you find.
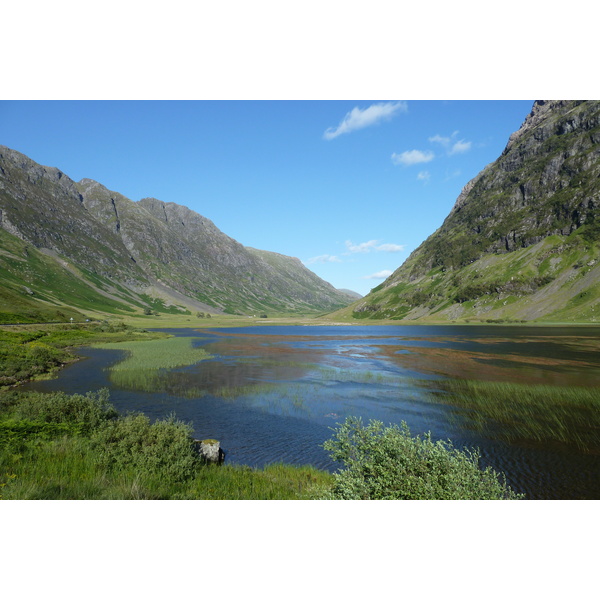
[2,100,599,501]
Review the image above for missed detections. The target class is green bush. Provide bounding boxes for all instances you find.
[9,389,118,430]
[91,413,199,482]
[315,417,523,500]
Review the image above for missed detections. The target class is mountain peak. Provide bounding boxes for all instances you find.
[346,100,600,323]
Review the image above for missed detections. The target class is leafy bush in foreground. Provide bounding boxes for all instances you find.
[315,417,523,500]
[91,413,199,482]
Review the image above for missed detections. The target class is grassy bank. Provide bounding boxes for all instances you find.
[0,387,523,500]
[0,388,331,500]
[0,437,330,500]
[0,322,169,389]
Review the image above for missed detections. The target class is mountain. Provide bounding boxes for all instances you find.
[0,145,352,323]
[336,289,363,300]
[345,100,600,323]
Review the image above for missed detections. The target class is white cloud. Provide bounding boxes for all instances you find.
[449,139,472,154]
[323,101,407,140]
[430,131,472,156]
[304,254,342,265]
[391,149,434,166]
[428,134,450,146]
[364,270,393,280]
[376,243,405,252]
[417,170,431,182]
[345,239,379,253]
[345,240,405,254]
[443,169,462,181]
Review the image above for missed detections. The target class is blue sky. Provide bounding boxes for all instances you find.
[0,100,533,295]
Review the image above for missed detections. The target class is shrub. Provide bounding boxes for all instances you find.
[91,413,199,482]
[315,417,523,500]
[10,389,118,431]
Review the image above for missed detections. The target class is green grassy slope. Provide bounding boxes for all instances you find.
[0,228,136,323]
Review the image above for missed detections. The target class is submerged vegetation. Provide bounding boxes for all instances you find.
[428,379,600,452]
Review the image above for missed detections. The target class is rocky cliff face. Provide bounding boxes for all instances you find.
[0,147,146,284]
[347,100,600,323]
[0,145,352,319]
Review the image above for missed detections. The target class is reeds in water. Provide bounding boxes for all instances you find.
[430,379,600,451]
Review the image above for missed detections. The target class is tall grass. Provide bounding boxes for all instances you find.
[429,379,600,451]
[0,432,332,500]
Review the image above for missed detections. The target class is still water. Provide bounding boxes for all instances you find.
[25,325,600,499]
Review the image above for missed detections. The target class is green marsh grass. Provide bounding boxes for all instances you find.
[96,336,212,371]
[96,336,213,392]
[182,463,333,500]
[316,366,387,384]
[429,379,600,451]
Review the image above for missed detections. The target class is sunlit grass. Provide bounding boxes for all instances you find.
[0,435,332,500]
[96,336,212,370]
[92,337,213,393]
[182,463,333,500]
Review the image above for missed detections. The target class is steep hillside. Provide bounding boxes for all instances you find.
[0,146,352,322]
[348,100,600,323]
[246,247,359,311]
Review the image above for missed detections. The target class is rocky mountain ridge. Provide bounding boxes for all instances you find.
[0,145,353,322]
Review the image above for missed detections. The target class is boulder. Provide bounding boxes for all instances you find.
[195,439,225,465]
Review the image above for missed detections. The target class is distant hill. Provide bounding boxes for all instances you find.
[337,288,362,300]
[338,100,600,323]
[0,145,353,323]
